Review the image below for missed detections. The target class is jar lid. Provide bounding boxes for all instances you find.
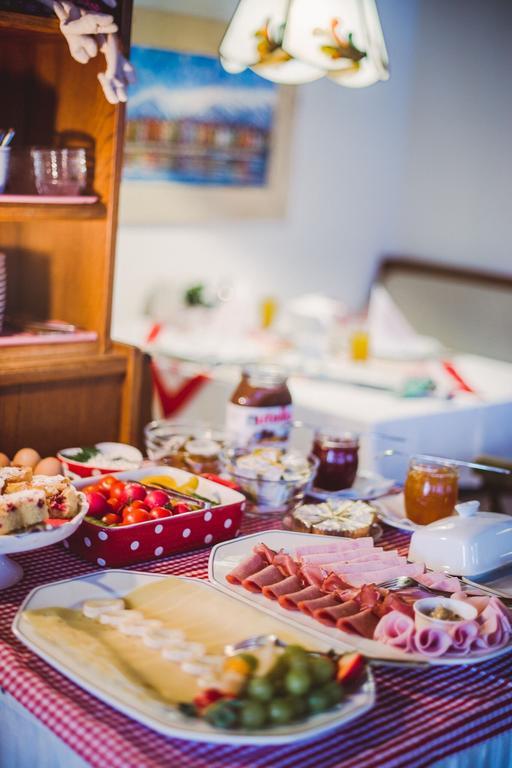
[242,364,288,387]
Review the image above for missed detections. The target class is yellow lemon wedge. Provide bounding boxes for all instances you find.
[140,475,178,490]
[177,476,199,495]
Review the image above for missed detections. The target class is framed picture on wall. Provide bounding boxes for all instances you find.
[119,8,294,224]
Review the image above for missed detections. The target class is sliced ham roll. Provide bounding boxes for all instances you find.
[295,538,375,558]
[226,553,266,585]
[273,551,301,577]
[322,572,352,592]
[241,564,284,593]
[262,575,303,600]
[314,600,360,627]
[299,594,340,617]
[374,611,416,652]
[337,562,424,588]
[378,592,414,619]
[278,585,324,611]
[253,543,278,564]
[301,564,327,588]
[336,607,379,639]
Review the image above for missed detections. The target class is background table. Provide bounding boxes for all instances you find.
[2,514,512,768]
[168,354,512,483]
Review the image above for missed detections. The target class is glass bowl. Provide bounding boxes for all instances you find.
[222,446,319,515]
[144,420,228,475]
[31,148,87,196]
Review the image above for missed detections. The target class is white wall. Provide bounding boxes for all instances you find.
[391,0,512,276]
[112,0,511,338]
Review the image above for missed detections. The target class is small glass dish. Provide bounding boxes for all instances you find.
[144,420,228,475]
[31,148,87,196]
[222,446,319,515]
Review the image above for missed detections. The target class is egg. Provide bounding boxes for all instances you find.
[12,447,41,469]
[34,456,62,476]
[0,453,10,468]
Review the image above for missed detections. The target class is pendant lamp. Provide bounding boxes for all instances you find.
[219,0,389,87]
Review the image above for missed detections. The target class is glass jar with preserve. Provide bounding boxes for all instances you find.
[404,457,458,525]
[312,430,360,491]
[226,365,293,447]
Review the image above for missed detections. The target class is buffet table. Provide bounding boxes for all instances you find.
[2,514,512,768]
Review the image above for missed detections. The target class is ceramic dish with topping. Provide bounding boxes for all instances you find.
[144,421,228,475]
[222,447,318,514]
[58,443,143,479]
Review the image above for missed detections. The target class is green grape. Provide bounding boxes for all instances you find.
[237,653,259,672]
[284,668,312,696]
[239,700,267,729]
[307,689,331,715]
[204,701,238,729]
[268,697,295,725]
[247,676,274,702]
[321,681,344,706]
[309,655,336,684]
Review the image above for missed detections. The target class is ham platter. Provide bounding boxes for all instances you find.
[209,530,512,666]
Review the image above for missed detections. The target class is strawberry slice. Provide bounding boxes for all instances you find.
[337,652,365,685]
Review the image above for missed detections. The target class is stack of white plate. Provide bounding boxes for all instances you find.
[0,252,6,332]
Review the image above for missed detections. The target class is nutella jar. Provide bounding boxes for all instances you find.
[226,365,293,446]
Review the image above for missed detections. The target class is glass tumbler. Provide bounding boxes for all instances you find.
[31,148,87,196]
[404,457,458,525]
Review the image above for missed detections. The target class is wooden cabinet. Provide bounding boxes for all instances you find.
[0,5,151,456]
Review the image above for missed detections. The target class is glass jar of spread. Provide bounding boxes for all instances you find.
[312,430,359,491]
[226,365,293,446]
[404,457,458,525]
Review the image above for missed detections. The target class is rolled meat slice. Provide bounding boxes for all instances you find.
[414,626,452,656]
[241,564,284,593]
[278,585,324,611]
[273,551,301,577]
[295,538,375,558]
[301,564,327,588]
[299,594,340,617]
[314,600,360,627]
[253,542,278,564]
[374,610,416,652]
[262,574,303,600]
[226,553,267,585]
[336,607,380,638]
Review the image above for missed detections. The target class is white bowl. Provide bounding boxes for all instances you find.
[414,597,478,632]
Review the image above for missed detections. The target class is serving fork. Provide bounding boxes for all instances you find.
[379,575,512,609]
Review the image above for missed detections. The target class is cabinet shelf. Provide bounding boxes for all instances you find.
[0,201,106,221]
[0,11,59,35]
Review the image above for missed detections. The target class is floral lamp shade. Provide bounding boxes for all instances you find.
[219,0,389,87]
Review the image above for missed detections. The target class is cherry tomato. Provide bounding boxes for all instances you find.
[144,489,170,509]
[149,506,171,520]
[123,508,151,525]
[86,491,110,518]
[109,481,126,501]
[129,500,150,512]
[172,502,190,515]
[98,475,118,494]
[101,512,121,526]
[121,482,146,503]
[83,483,107,497]
[106,497,122,513]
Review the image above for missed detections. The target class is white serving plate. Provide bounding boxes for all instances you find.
[12,570,375,746]
[209,530,512,667]
[373,493,421,532]
[0,493,88,590]
[309,471,395,502]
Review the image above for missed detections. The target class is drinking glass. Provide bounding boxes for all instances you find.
[404,457,458,525]
[31,148,87,196]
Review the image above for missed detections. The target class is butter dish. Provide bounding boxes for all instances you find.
[408,501,512,577]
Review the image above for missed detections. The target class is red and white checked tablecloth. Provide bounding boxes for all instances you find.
[1,514,512,768]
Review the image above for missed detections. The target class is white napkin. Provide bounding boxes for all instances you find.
[368,285,442,360]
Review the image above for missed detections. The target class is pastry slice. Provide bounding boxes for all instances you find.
[0,489,48,535]
[7,474,79,518]
[0,466,33,491]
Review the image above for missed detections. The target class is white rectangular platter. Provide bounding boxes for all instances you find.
[209,530,512,667]
[12,570,375,745]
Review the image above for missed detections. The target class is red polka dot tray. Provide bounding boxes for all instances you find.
[66,468,246,567]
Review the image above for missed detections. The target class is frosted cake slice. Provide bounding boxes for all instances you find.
[0,489,48,535]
